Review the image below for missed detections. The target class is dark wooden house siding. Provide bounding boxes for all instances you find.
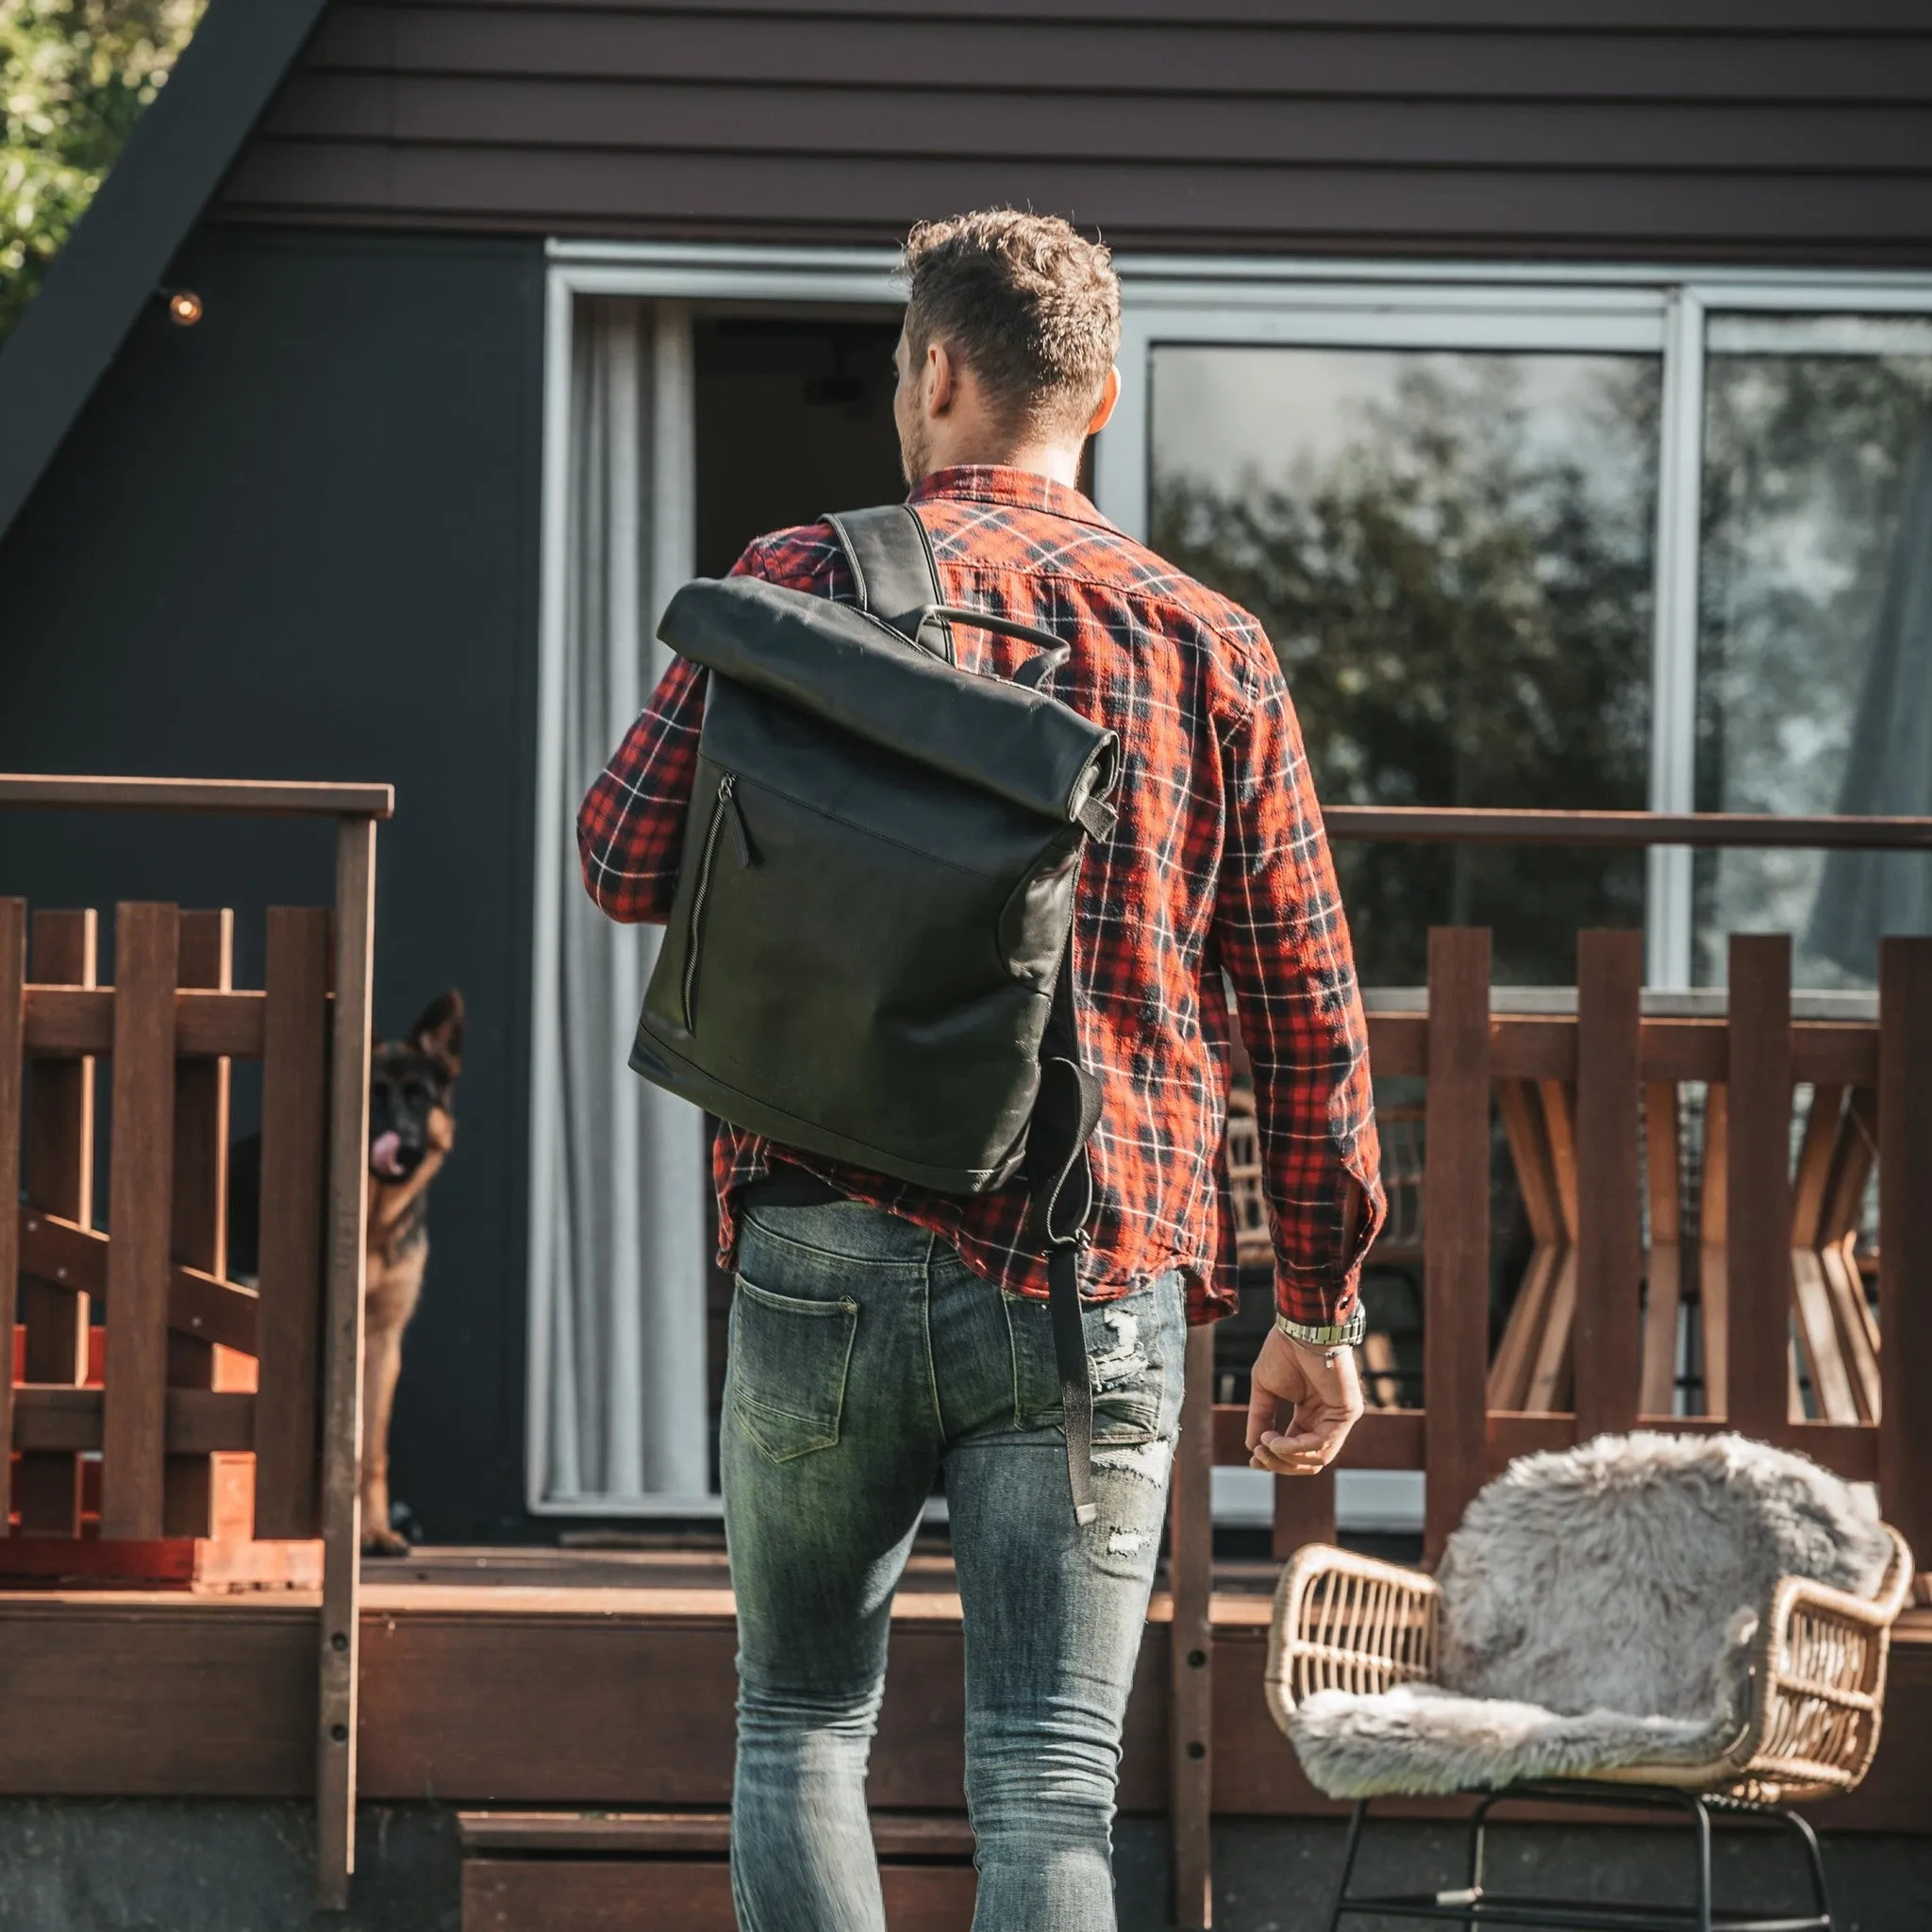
[222,0,1932,263]
[0,227,548,1541]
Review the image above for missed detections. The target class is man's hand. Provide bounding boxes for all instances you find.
[1246,1326,1364,1475]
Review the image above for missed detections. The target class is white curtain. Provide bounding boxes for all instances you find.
[530,297,711,1507]
[1809,409,1932,976]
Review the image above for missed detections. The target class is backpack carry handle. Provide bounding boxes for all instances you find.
[920,605,1073,689]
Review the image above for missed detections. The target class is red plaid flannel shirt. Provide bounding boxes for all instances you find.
[579,467,1383,1329]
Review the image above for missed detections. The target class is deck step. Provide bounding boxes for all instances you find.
[458,1809,977,1930]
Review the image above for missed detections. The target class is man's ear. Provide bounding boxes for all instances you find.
[925,338,958,417]
[1087,365,1122,439]
[409,990,465,1078]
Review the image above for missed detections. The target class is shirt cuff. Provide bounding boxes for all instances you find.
[1274,1307,1367,1349]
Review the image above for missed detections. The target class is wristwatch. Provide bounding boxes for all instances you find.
[1275,1308,1366,1350]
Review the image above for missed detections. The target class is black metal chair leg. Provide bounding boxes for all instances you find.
[1463,1790,1502,1930]
[1324,1799,1370,1932]
[1780,1805,1835,1930]
[1691,1795,1714,1932]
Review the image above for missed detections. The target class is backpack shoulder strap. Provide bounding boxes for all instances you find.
[824,504,956,664]
[831,502,1100,1527]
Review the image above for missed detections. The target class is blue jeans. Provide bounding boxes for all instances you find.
[723,1198,1186,1932]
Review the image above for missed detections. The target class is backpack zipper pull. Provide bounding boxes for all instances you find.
[721,773,756,867]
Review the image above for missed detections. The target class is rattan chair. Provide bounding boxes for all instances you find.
[1265,1440,1915,1932]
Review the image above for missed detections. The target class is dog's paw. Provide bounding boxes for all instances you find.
[362,1524,413,1557]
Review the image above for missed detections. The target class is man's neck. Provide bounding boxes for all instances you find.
[915,440,1085,490]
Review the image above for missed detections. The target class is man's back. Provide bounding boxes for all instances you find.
[579,460,1381,1334]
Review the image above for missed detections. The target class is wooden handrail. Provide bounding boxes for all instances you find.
[0,774,393,819]
[1323,806,1932,850]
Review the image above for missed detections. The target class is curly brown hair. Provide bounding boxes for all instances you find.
[901,209,1121,440]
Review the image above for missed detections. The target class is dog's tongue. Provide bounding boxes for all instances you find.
[370,1130,405,1177]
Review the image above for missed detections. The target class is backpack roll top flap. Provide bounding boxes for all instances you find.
[659,575,1119,826]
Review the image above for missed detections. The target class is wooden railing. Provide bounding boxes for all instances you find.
[0,775,391,1910]
[1166,808,1932,1930]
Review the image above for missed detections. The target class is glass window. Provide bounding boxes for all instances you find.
[1695,316,1932,987]
[1151,345,1660,984]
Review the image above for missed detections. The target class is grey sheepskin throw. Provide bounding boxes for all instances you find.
[1287,1432,1893,1798]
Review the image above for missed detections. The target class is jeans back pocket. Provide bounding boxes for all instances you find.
[729,1274,858,1463]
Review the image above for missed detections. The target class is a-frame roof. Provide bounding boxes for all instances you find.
[0,0,330,546]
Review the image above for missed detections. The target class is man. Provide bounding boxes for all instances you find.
[579,209,1383,1932]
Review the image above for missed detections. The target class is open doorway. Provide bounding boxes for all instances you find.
[694,311,906,577]
[691,308,906,1475]
[529,295,908,1525]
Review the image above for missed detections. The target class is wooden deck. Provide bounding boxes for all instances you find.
[1,1546,1924,1832]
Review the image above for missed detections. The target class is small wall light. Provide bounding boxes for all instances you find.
[165,289,204,326]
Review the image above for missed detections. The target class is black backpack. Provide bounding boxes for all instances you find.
[630,505,1120,1521]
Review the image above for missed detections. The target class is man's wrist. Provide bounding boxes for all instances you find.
[1274,1308,1366,1350]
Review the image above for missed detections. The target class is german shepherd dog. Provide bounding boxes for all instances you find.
[360,991,464,1556]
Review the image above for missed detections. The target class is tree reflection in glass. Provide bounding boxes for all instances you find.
[1696,323,1932,988]
[1151,348,1659,986]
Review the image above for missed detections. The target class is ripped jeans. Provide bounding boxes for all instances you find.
[722,1198,1185,1932]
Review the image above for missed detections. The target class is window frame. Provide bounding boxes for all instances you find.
[533,243,1932,1524]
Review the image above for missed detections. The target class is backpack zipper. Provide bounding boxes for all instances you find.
[682,772,746,1031]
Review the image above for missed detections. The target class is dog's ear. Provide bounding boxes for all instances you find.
[409,990,465,1078]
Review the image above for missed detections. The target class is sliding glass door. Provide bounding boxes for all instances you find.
[1100,271,1932,990]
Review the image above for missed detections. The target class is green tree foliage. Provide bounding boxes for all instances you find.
[1,0,203,341]
[1154,361,1658,984]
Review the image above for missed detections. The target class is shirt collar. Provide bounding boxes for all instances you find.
[908,464,1117,534]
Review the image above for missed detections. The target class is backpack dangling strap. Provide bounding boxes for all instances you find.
[1027,941,1106,1527]
[824,505,956,663]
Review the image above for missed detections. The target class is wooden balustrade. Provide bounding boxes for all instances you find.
[1171,806,1932,1930]
[7,902,336,1553]
[1,774,388,1910]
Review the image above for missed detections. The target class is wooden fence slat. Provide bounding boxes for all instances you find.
[13,1387,256,1456]
[164,909,232,1539]
[1489,1081,1560,1412]
[23,985,268,1058]
[1368,1013,1878,1089]
[1819,1088,1881,1423]
[1790,1085,1844,1247]
[1524,1082,1580,1414]
[1640,1082,1683,1417]
[1524,1255,1578,1414]
[0,900,23,1530]
[1790,1087,1858,1424]
[1168,1324,1214,1932]
[100,905,180,1540]
[1878,937,1932,1597]
[1699,1084,1729,1419]
[16,1208,257,1355]
[1726,935,1793,1440]
[1573,931,1643,1442]
[18,910,96,1534]
[1205,1403,1881,1484]
[1272,1468,1337,1562]
[1538,1078,1581,1237]
[1791,1251,1859,1424]
[1423,927,1491,1565]
[318,819,375,1908]
[255,908,332,1539]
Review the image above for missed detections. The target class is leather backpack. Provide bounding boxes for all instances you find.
[630,505,1120,1521]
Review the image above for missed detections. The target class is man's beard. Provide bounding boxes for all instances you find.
[898,414,930,489]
